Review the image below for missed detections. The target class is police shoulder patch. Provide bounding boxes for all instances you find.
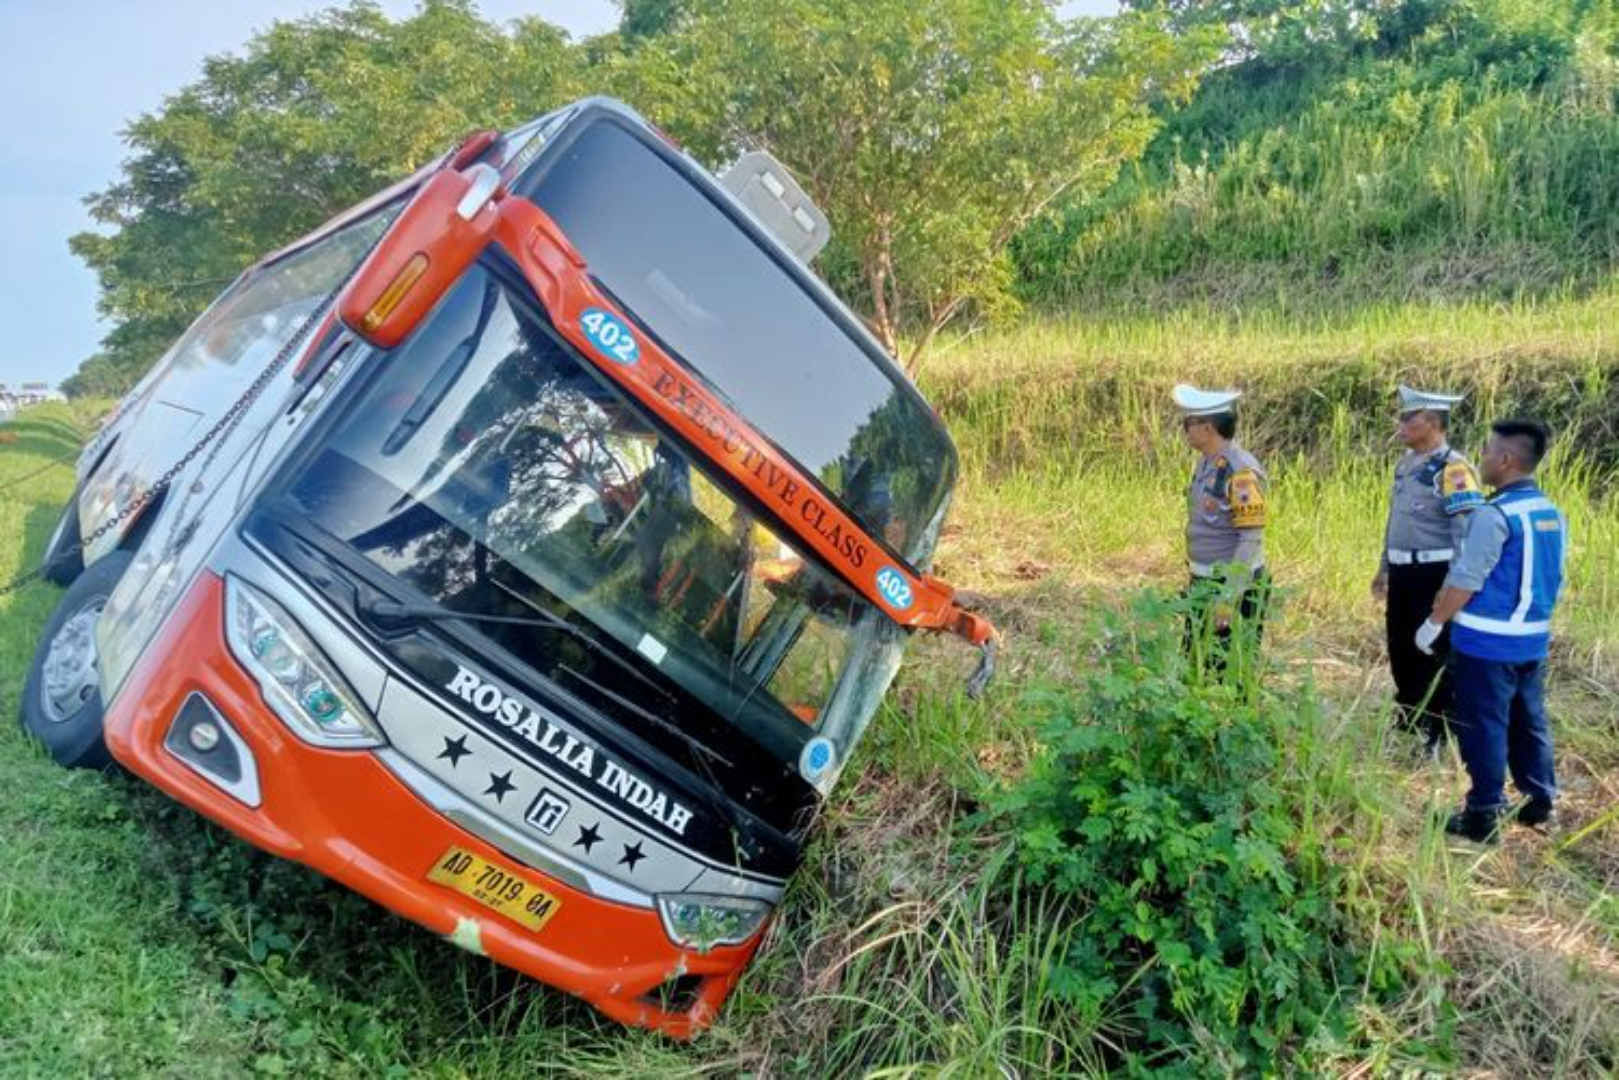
[1440,460,1484,515]
[1228,468,1266,528]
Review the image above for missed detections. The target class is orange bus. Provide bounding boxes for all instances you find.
[22,98,995,1036]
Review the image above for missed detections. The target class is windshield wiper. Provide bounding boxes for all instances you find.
[380,279,499,456]
[557,661,757,854]
[556,661,730,767]
[360,597,675,707]
[379,339,472,456]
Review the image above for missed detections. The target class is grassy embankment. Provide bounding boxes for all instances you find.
[918,293,1619,1073]
[1015,6,1619,318]
[2,290,1616,1075]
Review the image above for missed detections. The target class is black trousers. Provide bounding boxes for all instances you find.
[1385,561,1452,741]
[1185,569,1270,674]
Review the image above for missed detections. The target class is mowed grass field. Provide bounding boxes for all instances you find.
[2,292,1616,1075]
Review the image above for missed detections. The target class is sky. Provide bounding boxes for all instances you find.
[0,0,1118,389]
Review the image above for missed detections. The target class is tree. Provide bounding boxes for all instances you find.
[1119,0,1404,67]
[67,0,582,396]
[618,0,691,41]
[614,0,1220,373]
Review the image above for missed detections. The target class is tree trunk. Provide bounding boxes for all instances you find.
[903,295,967,378]
[866,262,898,356]
[863,219,900,358]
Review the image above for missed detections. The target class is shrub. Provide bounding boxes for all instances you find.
[995,589,1372,1072]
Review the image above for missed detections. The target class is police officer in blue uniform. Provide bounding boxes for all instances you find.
[1416,419,1567,843]
[1372,386,1484,751]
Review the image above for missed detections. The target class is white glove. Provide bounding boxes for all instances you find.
[1415,619,1444,655]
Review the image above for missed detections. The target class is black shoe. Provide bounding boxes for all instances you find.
[1444,807,1503,845]
[1515,798,1556,829]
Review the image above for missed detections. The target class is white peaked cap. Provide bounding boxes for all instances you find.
[1172,383,1243,417]
[1398,384,1466,413]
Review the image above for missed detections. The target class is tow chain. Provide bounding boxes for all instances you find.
[0,263,361,600]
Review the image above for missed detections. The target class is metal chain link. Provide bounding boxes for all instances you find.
[0,253,367,599]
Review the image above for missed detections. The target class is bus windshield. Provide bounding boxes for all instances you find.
[517,117,957,566]
[281,264,904,766]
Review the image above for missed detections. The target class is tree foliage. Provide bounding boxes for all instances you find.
[618,0,691,41]
[1121,0,1602,71]
[66,0,580,396]
[1122,0,1397,66]
[66,0,1218,393]
[614,0,1220,371]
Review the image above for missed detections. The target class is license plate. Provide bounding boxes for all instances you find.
[426,846,563,933]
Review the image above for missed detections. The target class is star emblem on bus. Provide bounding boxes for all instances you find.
[573,822,602,854]
[437,734,470,767]
[484,770,516,802]
[618,841,645,871]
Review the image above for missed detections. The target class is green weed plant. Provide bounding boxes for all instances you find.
[997,589,1381,1074]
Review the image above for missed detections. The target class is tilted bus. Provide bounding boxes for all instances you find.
[22,98,996,1036]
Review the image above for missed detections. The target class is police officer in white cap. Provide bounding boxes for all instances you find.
[1371,385,1484,752]
[1174,384,1269,665]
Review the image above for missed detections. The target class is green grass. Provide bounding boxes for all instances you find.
[3,284,1618,1080]
[924,288,1619,661]
[1015,11,1619,313]
[923,293,1619,1072]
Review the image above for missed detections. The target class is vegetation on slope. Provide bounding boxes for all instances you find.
[65,2,1619,397]
[1015,0,1619,311]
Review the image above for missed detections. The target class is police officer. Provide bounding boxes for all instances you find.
[1372,385,1484,752]
[1416,419,1566,843]
[1174,385,1269,665]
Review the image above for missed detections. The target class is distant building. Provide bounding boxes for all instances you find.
[0,382,66,408]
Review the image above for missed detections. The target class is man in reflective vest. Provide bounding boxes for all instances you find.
[1415,419,1567,843]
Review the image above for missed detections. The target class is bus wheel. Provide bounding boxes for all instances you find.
[20,551,134,769]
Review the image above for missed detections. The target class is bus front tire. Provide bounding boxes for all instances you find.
[20,551,134,770]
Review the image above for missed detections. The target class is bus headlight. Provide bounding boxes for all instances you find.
[225,575,383,748]
[655,894,771,953]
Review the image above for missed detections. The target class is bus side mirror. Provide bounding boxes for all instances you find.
[339,163,503,348]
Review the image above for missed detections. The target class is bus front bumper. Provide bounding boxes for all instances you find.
[102,570,760,1038]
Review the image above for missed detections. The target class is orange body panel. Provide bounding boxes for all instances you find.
[337,168,503,349]
[103,572,761,1038]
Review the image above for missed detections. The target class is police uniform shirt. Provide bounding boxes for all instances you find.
[1187,441,1267,573]
[1381,445,1483,567]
